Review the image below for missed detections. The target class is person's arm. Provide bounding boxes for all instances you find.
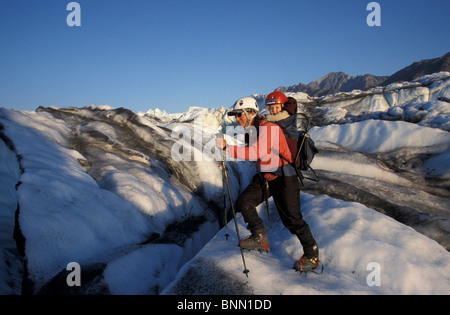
[224,124,280,167]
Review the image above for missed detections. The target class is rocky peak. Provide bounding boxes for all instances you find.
[277,72,388,97]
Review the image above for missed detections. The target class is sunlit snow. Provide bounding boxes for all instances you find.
[1,72,449,295]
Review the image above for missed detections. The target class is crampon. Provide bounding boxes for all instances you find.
[239,233,270,254]
[294,256,324,275]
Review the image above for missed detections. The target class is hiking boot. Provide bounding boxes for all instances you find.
[240,233,270,253]
[294,255,320,273]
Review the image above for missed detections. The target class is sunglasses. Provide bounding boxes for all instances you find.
[235,110,255,118]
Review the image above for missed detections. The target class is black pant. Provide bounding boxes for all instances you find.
[236,174,317,256]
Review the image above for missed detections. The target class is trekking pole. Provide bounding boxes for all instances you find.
[221,154,229,240]
[221,148,250,277]
[264,179,270,221]
[259,175,270,221]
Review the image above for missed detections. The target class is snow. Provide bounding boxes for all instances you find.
[0,72,449,295]
[1,110,152,287]
[309,120,450,154]
[104,244,185,295]
[0,133,23,294]
[423,151,450,179]
[162,193,450,295]
[313,72,450,131]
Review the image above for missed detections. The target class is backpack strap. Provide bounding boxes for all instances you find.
[296,132,320,183]
[279,153,305,186]
[262,114,319,185]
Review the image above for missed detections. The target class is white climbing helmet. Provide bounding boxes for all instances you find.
[227,97,259,117]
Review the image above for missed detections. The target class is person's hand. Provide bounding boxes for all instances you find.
[215,137,227,150]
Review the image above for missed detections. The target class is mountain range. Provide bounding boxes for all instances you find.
[276,51,450,97]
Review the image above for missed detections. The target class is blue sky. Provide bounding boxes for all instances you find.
[1,0,449,113]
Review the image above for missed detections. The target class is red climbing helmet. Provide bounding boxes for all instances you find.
[265,91,288,106]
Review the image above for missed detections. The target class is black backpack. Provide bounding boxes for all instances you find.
[293,113,319,185]
[274,98,319,185]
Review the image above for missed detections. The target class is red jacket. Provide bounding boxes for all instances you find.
[226,120,292,181]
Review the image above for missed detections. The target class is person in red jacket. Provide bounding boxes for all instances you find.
[216,95,320,273]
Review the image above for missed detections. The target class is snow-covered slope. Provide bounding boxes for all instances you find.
[0,129,23,294]
[0,72,449,295]
[303,72,450,130]
[0,106,256,294]
[162,193,450,295]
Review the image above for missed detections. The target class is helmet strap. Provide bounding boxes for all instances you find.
[243,110,255,129]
